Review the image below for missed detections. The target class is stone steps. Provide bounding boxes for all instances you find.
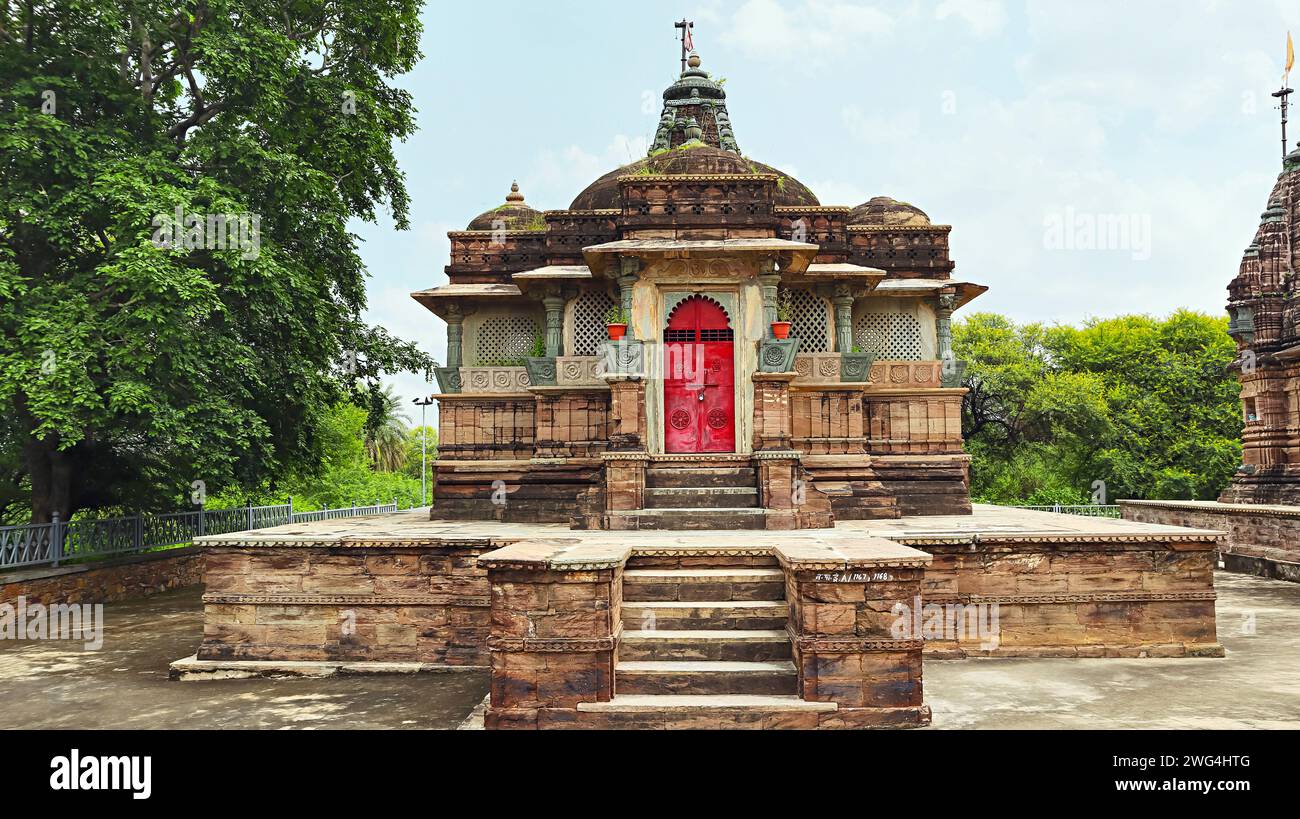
[620,629,792,661]
[621,600,789,631]
[607,508,768,530]
[644,486,759,509]
[622,567,785,602]
[646,466,757,489]
[614,660,798,696]
[568,695,835,729]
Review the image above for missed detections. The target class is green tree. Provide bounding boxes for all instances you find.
[403,424,438,480]
[364,384,409,472]
[955,311,1241,504]
[206,402,422,512]
[0,1,431,523]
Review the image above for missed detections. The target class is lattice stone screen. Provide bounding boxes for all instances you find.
[854,312,924,360]
[788,289,830,352]
[473,313,540,365]
[570,290,616,356]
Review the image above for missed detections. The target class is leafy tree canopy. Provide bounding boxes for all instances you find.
[0,1,432,523]
[954,311,1241,505]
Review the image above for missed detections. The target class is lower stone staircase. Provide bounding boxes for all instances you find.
[607,464,769,530]
[574,553,835,727]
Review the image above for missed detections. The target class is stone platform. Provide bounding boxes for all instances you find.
[1121,499,1300,583]
[180,506,1224,729]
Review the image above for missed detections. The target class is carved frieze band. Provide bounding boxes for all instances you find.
[892,534,1221,546]
[792,355,944,387]
[781,558,930,571]
[556,356,604,386]
[922,591,1216,605]
[790,634,925,653]
[203,593,490,607]
[487,632,619,653]
[461,366,531,393]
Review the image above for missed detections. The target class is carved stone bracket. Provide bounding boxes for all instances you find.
[597,339,646,379]
[434,366,463,394]
[840,351,875,383]
[759,337,801,372]
[524,356,558,387]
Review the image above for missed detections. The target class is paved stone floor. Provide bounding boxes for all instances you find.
[0,588,487,730]
[1,571,1297,730]
[926,571,1300,729]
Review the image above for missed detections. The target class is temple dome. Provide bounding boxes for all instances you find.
[569,144,820,210]
[467,182,543,231]
[849,196,931,227]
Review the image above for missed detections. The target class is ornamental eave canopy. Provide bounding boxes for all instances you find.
[582,238,819,277]
[411,283,524,317]
[871,278,988,310]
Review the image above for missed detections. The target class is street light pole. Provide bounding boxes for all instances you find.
[413,397,435,507]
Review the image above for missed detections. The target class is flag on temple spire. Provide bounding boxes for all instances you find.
[1286,31,1295,81]
[684,24,694,54]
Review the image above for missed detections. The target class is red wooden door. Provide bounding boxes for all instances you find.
[663,295,735,453]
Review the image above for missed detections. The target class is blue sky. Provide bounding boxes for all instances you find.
[358,0,1300,418]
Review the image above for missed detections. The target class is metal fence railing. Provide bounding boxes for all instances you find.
[1009,504,1122,518]
[0,495,423,572]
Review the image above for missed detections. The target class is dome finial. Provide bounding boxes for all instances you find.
[687,52,702,69]
[506,181,525,204]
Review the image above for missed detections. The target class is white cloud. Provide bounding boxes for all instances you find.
[841,105,922,144]
[935,0,1007,37]
[720,0,896,59]
[532,134,651,206]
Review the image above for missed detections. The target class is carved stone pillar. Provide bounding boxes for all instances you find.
[618,257,640,339]
[603,451,650,521]
[446,305,466,369]
[481,541,625,729]
[833,286,854,353]
[543,293,565,357]
[935,290,956,363]
[777,540,933,728]
[605,376,647,452]
[759,259,781,339]
[752,372,795,451]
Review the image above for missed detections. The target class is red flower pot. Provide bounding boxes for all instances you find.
[607,323,628,341]
[771,321,792,340]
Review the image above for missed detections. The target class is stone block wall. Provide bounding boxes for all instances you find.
[437,397,536,461]
[432,461,603,525]
[1121,499,1300,582]
[532,389,610,458]
[0,546,205,606]
[197,543,495,665]
[863,390,964,455]
[917,534,1223,657]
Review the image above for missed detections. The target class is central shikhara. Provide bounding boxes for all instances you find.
[412,52,985,530]
[179,48,1225,731]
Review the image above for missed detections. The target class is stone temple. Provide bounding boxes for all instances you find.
[412,51,985,530]
[178,45,1227,730]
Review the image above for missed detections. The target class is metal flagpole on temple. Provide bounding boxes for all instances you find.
[1275,31,1295,162]
[675,18,694,74]
[1274,85,1292,162]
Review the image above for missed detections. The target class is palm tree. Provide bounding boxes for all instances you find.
[365,385,410,472]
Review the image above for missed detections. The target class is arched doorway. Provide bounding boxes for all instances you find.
[663,295,735,453]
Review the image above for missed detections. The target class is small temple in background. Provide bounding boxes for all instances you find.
[1122,73,1300,582]
[412,48,986,530]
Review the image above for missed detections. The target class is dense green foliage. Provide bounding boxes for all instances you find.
[207,403,422,512]
[955,311,1242,505]
[0,2,431,523]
